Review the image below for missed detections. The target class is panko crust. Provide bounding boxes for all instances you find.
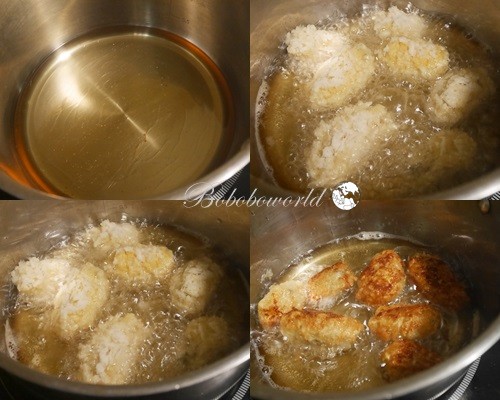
[356,250,406,306]
[308,261,357,308]
[408,253,469,310]
[257,280,307,330]
[170,258,224,317]
[380,37,449,81]
[381,340,442,382]
[368,303,441,341]
[280,309,364,348]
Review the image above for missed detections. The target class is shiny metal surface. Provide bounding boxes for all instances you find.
[250,0,500,200]
[250,201,500,399]
[0,201,249,399]
[0,0,250,199]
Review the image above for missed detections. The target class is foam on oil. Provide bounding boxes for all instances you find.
[15,28,233,199]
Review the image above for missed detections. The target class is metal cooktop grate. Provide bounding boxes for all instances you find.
[428,358,481,400]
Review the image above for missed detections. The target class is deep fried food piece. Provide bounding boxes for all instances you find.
[356,250,406,306]
[408,253,469,310]
[11,257,72,308]
[427,68,495,125]
[109,244,176,284]
[78,313,150,384]
[279,309,364,349]
[379,37,449,81]
[258,281,307,330]
[381,340,442,382]
[307,261,357,309]
[368,303,441,341]
[307,102,398,188]
[170,258,223,317]
[51,263,110,340]
[372,6,427,39]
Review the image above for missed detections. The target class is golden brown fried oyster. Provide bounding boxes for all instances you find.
[369,303,441,341]
[381,340,442,382]
[356,250,406,306]
[257,281,308,329]
[280,309,364,349]
[408,253,469,310]
[307,261,357,308]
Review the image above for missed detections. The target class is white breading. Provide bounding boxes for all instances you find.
[285,25,349,76]
[78,313,150,385]
[11,257,72,308]
[427,68,495,125]
[11,257,110,340]
[310,43,375,109]
[372,6,427,39]
[109,244,176,283]
[51,263,110,340]
[257,280,308,330]
[87,220,140,251]
[184,316,230,368]
[380,37,449,81]
[170,259,223,317]
[306,102,398,188]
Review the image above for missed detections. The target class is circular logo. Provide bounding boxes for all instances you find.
[331,182,360,210]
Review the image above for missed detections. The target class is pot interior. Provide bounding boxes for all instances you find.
[0,201,250,398]
[250,201,500,399]
[0,0,249,199]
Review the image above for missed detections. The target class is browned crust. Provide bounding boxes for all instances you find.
[408,253,469,310]
[368,303,441,341]
[356,250,406,306]
[381,340,442,382]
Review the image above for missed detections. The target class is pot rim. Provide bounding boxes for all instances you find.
[0,141,250,200]
[251,315,500,400]
[0,343,249,396]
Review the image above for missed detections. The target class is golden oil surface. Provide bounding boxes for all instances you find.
[16,29,231,199]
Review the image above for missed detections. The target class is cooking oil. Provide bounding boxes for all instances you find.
[250,234,477,392]
[256,6,500,199]
[15,27,233,199]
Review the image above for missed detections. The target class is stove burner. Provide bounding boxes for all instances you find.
[428,357,481,400]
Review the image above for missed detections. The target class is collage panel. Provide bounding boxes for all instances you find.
[250,200,500,399]
[0,200,249,399]
[250,0,500,200]
[0,0,249,201]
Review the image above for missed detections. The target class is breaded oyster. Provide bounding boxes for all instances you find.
[109,244,175,284]
[307,261,357,309]
[257,280,308,330]
[368,303,441,341]
[408,253,469,310]
[170,258,223,317]
[78,313,150,384]
[356,250,406,307]
[280,309,364,349]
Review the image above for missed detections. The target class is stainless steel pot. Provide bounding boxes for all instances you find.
[250,201,500,399]
[0,0,250,199]
[250,0,500,200]
[0,201,249,399]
